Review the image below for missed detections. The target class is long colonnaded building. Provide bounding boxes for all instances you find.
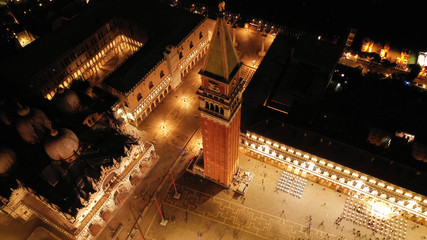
[0,0,210,127]
[240,33,427,226]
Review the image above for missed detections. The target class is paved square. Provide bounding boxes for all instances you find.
[141,154,427,240]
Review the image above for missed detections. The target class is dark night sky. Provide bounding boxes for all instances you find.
[224,0,423,51]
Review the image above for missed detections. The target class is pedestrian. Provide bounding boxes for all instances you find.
[321,202,326,206]
[341,225,344,231]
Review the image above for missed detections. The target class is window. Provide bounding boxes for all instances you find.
[160,70,164,78]
[179,52,183,60]
[189,41,193,49]
[149,81,154,89]
[137,93,142,101]
[205,101,209,109]
[199,31,203,39]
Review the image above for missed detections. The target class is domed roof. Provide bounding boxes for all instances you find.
[53,88,81,114]
[16,106,52,144]
[44,128,80,162]
[0,110,11,126]
[0,100,11,126]
[0,148,16,175]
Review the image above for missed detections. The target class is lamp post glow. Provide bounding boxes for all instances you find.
[161,122,167,136]
[182,96,189,109]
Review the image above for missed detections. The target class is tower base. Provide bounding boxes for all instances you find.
[230,167,254,195]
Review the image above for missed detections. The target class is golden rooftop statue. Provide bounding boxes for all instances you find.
[218,1,225,12]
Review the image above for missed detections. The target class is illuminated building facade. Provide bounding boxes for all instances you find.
[396,51,410,67]
[361,38,374,52]
[1,0,209,127]
[0,85,160,239]
[0,1,210,239]
[107,17,209,126]
[344,27,356,48]
[197,16,244,187]
[241,33,427,225]
[417,51,427,78]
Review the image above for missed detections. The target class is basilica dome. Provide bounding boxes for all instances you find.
[53,88,81,114]
[0,148,16,176]
[0,99,11,126]
[16,105,51,144]
[44,128,80,162]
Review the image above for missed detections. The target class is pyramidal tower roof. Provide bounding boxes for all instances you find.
[200,16,241,83]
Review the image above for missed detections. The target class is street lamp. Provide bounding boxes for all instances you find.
[182,96,189,109]
[161,122,167,136]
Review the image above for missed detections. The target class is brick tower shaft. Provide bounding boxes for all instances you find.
[197,16,244,187]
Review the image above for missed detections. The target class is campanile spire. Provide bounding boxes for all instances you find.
[200,15,241,83]
[197,12,244,187]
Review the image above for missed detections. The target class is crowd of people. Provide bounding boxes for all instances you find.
[342,197,407,239]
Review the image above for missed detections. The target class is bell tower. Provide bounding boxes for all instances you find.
[197,14,244,187]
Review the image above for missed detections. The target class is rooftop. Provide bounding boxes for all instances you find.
[241,33,427,196]
[0,0,205,95]
[0,82,131,216]
[265,34,343,112]
[103,2,205,94]
[0,2,114,89]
